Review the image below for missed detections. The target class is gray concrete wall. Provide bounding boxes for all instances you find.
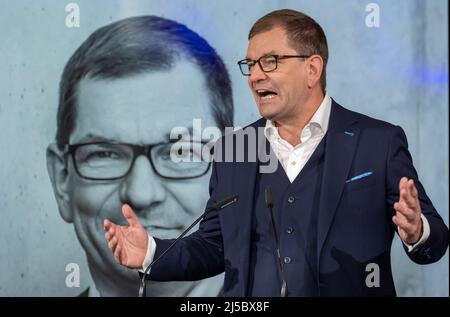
[0,0,447,296]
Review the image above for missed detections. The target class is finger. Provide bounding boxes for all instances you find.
[399,187,408,202]
[392,215,401,228]
[109,236,118,252]
[399,188,412,206]
[112,235,118,247]
[401,181,421,212]
[408,179,419,199]
[105,225,116,240]
[398,177,409,201]
[105,233,115,246]
[115,245,123,264]
[104,219,111,231]
[399,188,418,212]
[399,177,409,190]
[394,189,419,217]
[110,237,120,259]
[394,201,416,221]
[122,204,140,227]
[104,219,117,236]
[392,212,412,232]
[105,231,111,242]
[104,227,115,243]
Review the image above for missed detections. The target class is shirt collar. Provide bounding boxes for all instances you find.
[264,93,332,142]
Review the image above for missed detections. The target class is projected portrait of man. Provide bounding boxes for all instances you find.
[46,15,233,296]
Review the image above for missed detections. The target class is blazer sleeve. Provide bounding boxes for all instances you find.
[385,125,448,264]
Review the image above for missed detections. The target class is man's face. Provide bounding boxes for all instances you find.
[246,27,311,122]
[59,61,217,292]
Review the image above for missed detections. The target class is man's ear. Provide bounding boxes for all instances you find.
[306,55,324,89]
[46,143,73,223]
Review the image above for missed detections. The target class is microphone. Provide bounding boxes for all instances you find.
[206,194,239,212]
[265,186,273,208]
[138,194,239,297]
[265,187,288,297]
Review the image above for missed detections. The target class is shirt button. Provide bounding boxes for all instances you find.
[283,256,291,264]
[291,161,296,165]
[286,227,294,234]
[287,196,295,203]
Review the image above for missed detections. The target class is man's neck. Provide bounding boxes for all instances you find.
[275,91,325,147]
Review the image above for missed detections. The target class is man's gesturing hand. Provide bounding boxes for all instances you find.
[392,177,423,244]
[104,204,148,269]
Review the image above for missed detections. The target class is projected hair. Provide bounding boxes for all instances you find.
[56,15,234,149]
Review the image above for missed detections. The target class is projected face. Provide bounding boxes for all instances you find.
[47,61,222,296]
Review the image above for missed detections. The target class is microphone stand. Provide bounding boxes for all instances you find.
[265,187,288,297]
[138,195,239,297]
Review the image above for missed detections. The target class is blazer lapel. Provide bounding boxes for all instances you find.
[317,101,359,264]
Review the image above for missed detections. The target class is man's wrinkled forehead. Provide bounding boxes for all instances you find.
[246,26,292,59]
[71,62,216,145]
[73,126,204,145]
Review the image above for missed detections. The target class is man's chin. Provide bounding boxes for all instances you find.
[257,104,280,121]
[259,109,277,121]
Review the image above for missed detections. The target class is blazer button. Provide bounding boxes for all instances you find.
[287,196,295,203]
[283,256,291,264]
[286,227,294,234]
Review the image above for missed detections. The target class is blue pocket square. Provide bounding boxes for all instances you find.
[346,171,373,183]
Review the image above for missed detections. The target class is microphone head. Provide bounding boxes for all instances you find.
[207,194,239,212]
[265,187,273,208]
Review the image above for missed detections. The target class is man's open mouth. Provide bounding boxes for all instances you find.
[256,89,278,100]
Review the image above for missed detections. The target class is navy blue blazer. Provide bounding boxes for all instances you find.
[149,100,448,296]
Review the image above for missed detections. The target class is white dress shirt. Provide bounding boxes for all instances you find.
[264,94,332,183]
[140,94,429,271]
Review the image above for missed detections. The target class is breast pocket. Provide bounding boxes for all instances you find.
[344,173,376,192]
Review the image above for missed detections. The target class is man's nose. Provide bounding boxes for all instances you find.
[118,155,166,210]
[249,62,268,83]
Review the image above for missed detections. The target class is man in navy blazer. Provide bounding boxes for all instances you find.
[104,9,448,296]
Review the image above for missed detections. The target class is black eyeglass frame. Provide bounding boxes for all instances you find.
[237,54,311,76]
[64,141,212,181]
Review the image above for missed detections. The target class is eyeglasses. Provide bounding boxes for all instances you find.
[237,54,311,76]
[64,141,212,180]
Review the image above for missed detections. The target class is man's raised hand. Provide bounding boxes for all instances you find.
[104,204,148,269]
[393,177,423,244]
